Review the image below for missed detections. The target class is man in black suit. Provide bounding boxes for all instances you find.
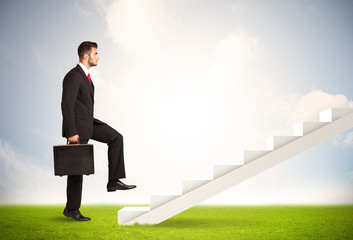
[61,41,136,221]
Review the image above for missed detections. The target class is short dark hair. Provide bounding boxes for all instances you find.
[78,41,98,60]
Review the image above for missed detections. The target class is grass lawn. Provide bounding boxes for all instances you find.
[0,205,352,239]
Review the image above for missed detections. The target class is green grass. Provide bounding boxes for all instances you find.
[0,205,352,240]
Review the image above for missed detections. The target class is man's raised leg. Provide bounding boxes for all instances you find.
[92,121,136,191]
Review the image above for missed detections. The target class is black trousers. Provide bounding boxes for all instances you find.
[66,121,126,210]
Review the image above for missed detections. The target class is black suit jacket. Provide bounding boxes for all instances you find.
[61,64,104,140]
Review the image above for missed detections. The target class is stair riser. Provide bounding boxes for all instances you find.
[266,136,300,150]
[118,208,150,224]
[293,122,328,136]
[240,151,271,164]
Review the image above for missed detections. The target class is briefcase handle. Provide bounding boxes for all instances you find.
[67,139,80,145]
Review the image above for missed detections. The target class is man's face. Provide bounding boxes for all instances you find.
[87,47,99,67]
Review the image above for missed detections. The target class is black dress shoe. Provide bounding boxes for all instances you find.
[107,180,136,192]
[63,208,91,221]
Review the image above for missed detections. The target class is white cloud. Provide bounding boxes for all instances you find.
[208,33,353,146]
[289,90,353,123]
[106,0,167,58]
[100,1,353,205]
[289,91,353,148]
[333,130,353,148]
[212,32,264,80]
[0,139,65,204]
[104,0,212,72]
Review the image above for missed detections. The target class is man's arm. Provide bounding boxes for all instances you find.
[61,72,80,142]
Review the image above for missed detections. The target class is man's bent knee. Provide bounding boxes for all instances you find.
[109,131,123,145]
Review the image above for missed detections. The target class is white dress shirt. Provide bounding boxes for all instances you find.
[78,62,89,77]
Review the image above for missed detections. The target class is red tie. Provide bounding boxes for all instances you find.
[87,73,92,85]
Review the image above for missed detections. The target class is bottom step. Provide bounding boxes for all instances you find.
[118,207,150,225]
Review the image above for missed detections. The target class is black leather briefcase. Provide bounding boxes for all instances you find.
[53,143,94,176]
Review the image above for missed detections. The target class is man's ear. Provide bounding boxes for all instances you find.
[84,53,89,60]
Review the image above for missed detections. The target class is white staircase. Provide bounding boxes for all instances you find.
[118,108,353,225]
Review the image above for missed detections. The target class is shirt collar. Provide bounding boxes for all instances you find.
[78,62,89,76]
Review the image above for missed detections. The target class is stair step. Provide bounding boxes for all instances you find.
[150,194,181,210]
[213,165,241,179]
[239,150,271,164]
[266,136,300,150]
[118,207,150,225]
[293,122,328,136]
[182,180,211,194]
[320,108,353,122]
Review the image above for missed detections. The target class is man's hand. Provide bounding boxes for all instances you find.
[68,134,79,144]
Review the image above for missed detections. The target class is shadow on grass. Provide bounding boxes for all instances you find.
[49,216,74,222]
[48,215,93,224]
[128,217,261,229]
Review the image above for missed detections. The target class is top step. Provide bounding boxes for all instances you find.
[320,108,353,122]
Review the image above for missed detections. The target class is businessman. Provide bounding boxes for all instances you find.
[61,41,136,221]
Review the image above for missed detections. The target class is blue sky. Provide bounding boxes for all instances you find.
[0,0,353,205]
